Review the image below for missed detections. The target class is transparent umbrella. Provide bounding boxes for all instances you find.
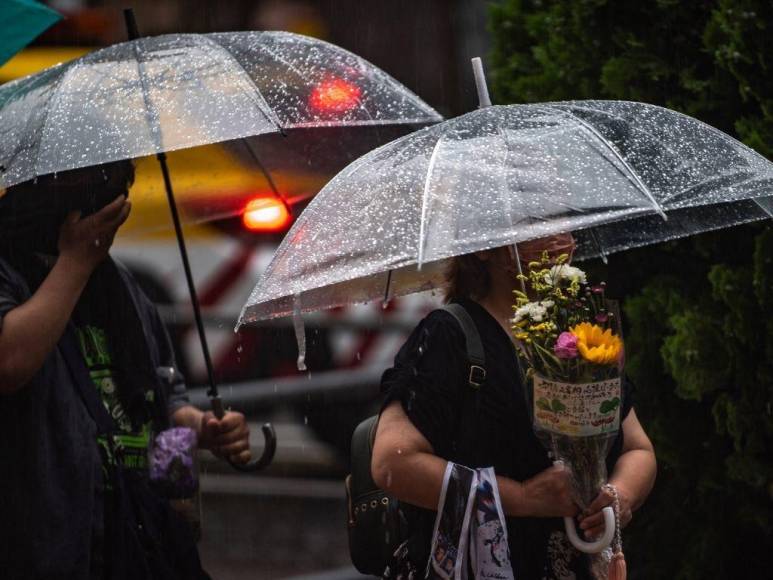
[238,99,773,326]
[0,28,441,193]
[0,14,442,471]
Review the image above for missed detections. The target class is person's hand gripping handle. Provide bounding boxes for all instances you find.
[210,396,276,473]
[554,461,616,553]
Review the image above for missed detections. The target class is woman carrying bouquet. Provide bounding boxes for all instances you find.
[372,233,657,579]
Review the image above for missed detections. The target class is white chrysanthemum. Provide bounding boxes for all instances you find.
[546,264,587,285]
[513,300,554,323]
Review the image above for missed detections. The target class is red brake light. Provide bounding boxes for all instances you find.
[242,197,292,232]
[309,78,362,114]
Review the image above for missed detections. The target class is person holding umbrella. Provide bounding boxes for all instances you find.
[237,61,772,579]
[371,234,657,579]
[0,161,250,579]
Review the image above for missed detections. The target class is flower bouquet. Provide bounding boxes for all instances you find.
[511,252,623,562]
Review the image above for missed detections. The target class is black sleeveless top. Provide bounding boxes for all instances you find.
[381,299,632,579]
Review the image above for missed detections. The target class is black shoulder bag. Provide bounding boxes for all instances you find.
[346,303,486,576]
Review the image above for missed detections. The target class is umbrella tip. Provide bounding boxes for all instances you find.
[123,8,140,41]
[471,57,492,109]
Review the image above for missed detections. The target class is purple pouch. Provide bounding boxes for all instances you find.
[149,427,199,499]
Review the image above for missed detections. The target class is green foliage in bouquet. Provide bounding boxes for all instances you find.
[489,1,772,577]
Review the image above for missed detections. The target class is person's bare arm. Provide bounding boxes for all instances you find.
[610,409,657,511]
[0,196,130,394]
[372,400,578,518]
[579,409,657,537]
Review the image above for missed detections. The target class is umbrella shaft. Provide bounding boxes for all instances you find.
[156,151,219,398]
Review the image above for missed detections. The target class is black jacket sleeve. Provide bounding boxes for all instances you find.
[381,309,468,457]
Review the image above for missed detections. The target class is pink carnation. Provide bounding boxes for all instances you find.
[554,332,579,359]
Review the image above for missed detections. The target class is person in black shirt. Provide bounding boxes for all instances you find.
[0,162,251,579]
[372,234,657,579]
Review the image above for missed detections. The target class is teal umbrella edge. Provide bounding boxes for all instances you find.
[0,0,62,68]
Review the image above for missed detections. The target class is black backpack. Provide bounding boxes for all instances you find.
[345,303,487,576]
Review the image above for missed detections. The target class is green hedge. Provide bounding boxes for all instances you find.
[488,1,772,577]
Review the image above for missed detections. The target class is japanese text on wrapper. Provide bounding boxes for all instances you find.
[532,375,621,437]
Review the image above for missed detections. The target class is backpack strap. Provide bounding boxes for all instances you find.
[441,303,486,389]
[440,303,488,467]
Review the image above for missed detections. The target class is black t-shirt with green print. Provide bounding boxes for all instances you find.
[71,265,159,578]
[75,322,153,472]
[72,266,157,475]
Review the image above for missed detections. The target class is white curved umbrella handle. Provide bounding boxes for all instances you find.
[564,506,615,553]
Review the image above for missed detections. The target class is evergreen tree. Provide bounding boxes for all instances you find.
[489,1,772,577]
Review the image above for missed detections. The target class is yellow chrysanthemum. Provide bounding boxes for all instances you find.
[528,322,555,334]
[570,322,622,365]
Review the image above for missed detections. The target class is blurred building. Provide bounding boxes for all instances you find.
[29,0,490,116]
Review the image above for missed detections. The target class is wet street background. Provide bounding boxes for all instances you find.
[197,418,365,579]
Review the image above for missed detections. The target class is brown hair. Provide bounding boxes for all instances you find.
[443,252,492,303]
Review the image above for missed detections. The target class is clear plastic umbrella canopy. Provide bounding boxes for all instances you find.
[0,28,444,469]
[0,30,442,199]
[239,100,773,325]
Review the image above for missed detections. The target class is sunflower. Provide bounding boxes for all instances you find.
[570,322,622,365]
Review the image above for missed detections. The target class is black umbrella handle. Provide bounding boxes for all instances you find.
[210,395,277,473]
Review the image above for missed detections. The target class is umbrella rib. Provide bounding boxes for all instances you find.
[553,102,773,209]
[543,105,668,221]
[241,138,290,210]
[31,62,76,176]
[417,135,444,267]
[501,122,601,242]
[200,34,285,134]
[0,70,53,182]
[251,40,307,80]
[126,38,165,152]
[493,122,587,229]
[754,196,773,218]
[630,102,773,206]
[639,120,767,206]
[587,228,609,264]
[571,103,715,209]
[491,125,534,292]
[568,103,689,208]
